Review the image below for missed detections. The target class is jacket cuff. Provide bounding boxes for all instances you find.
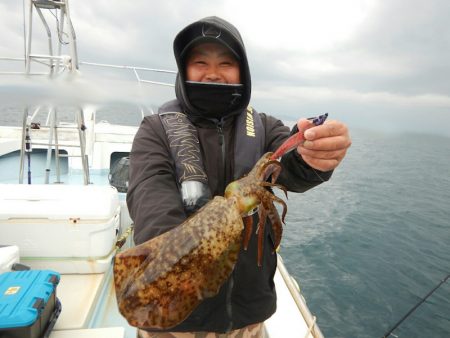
[289,150,333,182]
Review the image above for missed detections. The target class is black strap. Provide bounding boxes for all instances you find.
[159,112,208,185]
[159,108,265,184]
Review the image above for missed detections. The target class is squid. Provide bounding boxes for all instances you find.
[113,113,328,329]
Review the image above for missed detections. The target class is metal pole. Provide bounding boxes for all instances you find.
[25,127,32,184]
[22,0,27,68]
[45,107,55,184]
[25,0,33,74]
[54,109,61,183]
[64,0,79,70]
[77,109,90,184]
[34,6,54,75]
[19,108,29,183]
[55,5,65,74]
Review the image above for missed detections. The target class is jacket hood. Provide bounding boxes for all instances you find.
[173,16,251,120]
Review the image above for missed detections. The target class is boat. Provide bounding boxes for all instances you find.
[0,1,324,337]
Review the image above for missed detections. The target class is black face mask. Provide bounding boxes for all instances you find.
[185,81,244,119]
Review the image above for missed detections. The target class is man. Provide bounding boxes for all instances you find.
[127,16,351,337]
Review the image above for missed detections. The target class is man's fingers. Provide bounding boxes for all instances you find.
[297,118,313,133]
[295,117,351,171]
[302,135,350,151]
[297,146,346,160]
[304,120,348,140]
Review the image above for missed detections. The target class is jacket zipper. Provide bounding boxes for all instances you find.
[217,121,233,331]
[217,122,226,193]
[217,123,225,166]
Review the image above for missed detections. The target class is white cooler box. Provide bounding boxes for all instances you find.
[0,245,20,273]
[0,184,120,274]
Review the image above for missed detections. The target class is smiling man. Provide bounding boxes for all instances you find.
[186,42,241,84]
[127,16,351,338]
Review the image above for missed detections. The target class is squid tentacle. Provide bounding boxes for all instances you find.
[258,159,282,181]
[260,197,283,253]
[256,206,268,267]
[259,181,288,199]
[258,187,287,224]
[242,215,253,250]
[267,200,283,251]
[271,194,287,223]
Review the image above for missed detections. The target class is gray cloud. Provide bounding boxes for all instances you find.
[248,1,450,93]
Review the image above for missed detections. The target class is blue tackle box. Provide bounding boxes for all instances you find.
[0,270,61,338]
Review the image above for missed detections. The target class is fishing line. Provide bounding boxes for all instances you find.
[311,167,326,183]
[382,273,450,338]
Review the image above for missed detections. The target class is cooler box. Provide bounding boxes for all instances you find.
[0,270,61,338]
[0,184,120,273]
[0,245,20,273]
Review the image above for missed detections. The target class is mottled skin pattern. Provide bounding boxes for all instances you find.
[114,152,287,330]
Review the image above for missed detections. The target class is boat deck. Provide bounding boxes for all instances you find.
[47,255,317,338]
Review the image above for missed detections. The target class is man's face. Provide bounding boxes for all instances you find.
[185,42,241,84]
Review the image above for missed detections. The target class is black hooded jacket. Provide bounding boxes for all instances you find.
[127,16,332,333]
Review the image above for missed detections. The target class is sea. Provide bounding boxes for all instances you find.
[1,108,449,338]
[280,128,450,338]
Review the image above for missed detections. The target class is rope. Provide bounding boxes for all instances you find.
[382,274,450,338]
[49,8,69,45]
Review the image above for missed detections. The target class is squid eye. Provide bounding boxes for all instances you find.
[246,206,259,216]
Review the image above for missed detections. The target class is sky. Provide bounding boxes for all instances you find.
[1,0,450,136]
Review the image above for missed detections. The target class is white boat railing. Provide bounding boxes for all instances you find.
[79,61,176,87]
[276,255,324,338]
